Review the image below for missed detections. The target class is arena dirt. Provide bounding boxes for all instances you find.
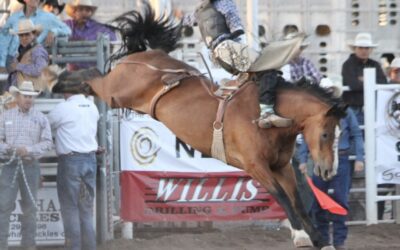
[35,221,400,250]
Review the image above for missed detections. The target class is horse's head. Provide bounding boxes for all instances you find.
[302,103,347,181]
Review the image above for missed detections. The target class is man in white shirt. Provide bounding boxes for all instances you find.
[48,92,99,250]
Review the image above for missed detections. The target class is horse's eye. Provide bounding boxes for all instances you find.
[321,133,328,140]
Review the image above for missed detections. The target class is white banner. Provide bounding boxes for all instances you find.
[8,183,64,246]
[376,90,400,184]
[120,113,241,173]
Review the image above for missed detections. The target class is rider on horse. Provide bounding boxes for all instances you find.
[184,0,292,128]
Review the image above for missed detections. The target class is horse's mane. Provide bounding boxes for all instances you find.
[274,76,346,117]
[277,78,339,105]
[108,3,181,64]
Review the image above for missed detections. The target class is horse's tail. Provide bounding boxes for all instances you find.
[110,3,181,61]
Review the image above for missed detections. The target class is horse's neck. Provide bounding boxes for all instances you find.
[276,90,329,127]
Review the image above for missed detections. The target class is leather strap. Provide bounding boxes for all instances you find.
[150,80,181,119]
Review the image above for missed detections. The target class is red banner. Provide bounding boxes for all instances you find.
[120,171,286,222]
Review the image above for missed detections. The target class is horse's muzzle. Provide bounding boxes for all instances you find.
[314,163,336,181]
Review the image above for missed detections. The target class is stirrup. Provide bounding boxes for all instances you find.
[258,112,293,128]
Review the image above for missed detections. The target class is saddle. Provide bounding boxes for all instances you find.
[156,72,251,163]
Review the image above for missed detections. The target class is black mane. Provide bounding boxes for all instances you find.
[276,77,341,106]
[273,76,347,118]
[108,3,181,64]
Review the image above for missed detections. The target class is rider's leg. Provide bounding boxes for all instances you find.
[195,0,259,74]
[257,71,292,128]
[213,40,259,73]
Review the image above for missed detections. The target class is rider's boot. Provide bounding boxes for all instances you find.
[213,38,259,73]
[258,104,292,128]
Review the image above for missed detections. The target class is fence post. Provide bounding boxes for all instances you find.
[95,34,114,243]
[364,68,378,225]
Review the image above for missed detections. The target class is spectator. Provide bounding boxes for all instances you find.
[42,0,65,16]
[281,27,322,85]
[0,0,70,73]
[48,85,100,250]
[0,80,52,250]
[298,78,364,250]
[6,18,49,92]
[388,57,400,83]
[64,0,117,70]
[380,53,395,77]
[342,32,387,125]
[0,0,23,28]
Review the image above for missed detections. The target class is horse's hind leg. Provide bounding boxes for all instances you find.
[249,164,331,249]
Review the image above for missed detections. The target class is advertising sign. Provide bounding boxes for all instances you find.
[8,183,64,245]
[120,114,285,221]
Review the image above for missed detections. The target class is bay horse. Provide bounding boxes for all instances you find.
[52,6,345,250]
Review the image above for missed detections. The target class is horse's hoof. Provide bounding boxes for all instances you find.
[321,246,335,250]
[292,229,313,248]
[293,234,313,248]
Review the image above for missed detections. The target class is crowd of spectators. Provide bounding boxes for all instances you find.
[0,1,113,250]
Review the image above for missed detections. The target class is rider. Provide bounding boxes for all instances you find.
[183,0,258,74]
[184,0,292,128]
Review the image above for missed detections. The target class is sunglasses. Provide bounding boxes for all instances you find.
[18,32,33,37]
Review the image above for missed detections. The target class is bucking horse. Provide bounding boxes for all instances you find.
[51,5,346,250]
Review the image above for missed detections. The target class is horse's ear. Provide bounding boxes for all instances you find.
[326,103,348,118]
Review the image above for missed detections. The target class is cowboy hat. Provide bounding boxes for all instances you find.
[390,58,400,68]
[10,19,42,35]
[65,0,97,17]
[17,0,45,4]
[9,81,40,96]
[320,77,343,98]
[348,32,378,48]
[283,31,310,48]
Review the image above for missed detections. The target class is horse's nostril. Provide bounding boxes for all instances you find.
[323,170,329,180]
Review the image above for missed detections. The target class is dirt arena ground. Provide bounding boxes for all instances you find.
[35,221,400,250]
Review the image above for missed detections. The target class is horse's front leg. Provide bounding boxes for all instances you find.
[248,163,332,250]
[268,163,334,250]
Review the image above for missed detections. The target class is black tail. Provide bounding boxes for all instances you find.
[109,3,181,63]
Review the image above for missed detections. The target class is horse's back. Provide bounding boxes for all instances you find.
[126,50,199,73]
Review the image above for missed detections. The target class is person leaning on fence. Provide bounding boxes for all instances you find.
[388,57,400,83]
[48,79,100,250]
[298,78,364,250]
[0,80,52,250]
[0,0,71,73]
[341,32,387,125]
[5,19,49,92]
[64,0,117,71]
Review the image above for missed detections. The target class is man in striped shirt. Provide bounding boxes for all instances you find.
[0,80,52,250]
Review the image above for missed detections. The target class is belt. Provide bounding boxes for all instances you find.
[338,149,350,156]
[61,151,96,156]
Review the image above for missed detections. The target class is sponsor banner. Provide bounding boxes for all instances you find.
[376,90,400,184]
[120,115,285,221]
[120,171,286,221]
[8,183,64,245]
[120,114,241,172]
